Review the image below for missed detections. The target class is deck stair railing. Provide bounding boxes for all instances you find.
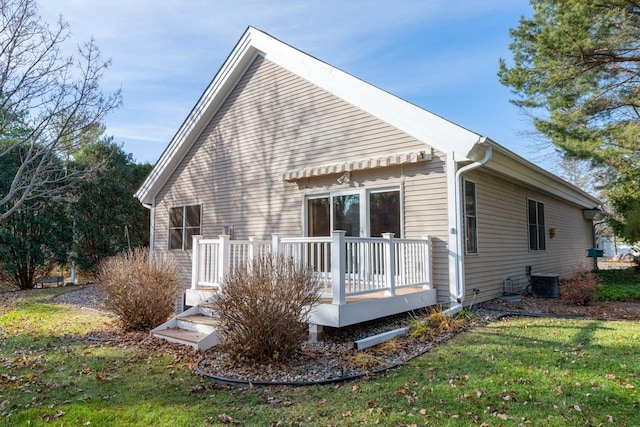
[191,231,431,305]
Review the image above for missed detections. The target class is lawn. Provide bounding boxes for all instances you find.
[0,287,638,426]
[598,268,640,301]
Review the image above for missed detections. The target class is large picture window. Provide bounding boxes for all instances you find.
[528,199,545,251]
[463,180,478,254]
[169,205,201,250]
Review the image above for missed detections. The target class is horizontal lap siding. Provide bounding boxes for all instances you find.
[154,56,450,290]
[463,169,593,304]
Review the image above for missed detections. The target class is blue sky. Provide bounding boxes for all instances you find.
[39,0,541,166]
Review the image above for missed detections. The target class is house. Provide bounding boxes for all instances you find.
[135,27,601,348]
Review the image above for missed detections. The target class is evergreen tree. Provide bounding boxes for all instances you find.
[0,143,71,289]
[499,0,640,241]
[71,140,151,273]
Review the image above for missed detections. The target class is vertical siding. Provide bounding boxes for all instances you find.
[153,56,450,291]
[463,169,594,305]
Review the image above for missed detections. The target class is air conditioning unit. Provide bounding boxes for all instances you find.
[530,273,559,298]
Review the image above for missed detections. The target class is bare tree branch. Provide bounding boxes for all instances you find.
[0,0,121,220]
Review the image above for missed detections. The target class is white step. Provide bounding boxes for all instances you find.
[176,314,218,334]
[151,305,220,351]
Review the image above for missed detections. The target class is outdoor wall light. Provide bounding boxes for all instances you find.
[549,228,557,239]
[337,172,351,184]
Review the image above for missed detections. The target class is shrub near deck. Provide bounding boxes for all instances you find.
[98,248,182,331]
[214,254,320,363]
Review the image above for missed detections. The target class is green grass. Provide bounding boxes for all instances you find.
[1,288,639,426]
[598,268,640,301]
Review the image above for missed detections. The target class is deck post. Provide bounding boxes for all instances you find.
[423,235,432,289]
[248,237,257,271]
[191,235,203,289]
[331,230,346,305]
[382,233,396,296]
[308,324,324,343]
[218,234,231,283]
[271,233,281,257]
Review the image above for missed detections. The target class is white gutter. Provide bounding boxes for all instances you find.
[445,142,492,316]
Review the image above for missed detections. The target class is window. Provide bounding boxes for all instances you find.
[169,205,201,250]
[333,194,361,237]
[305,188,401,238]
[307,197,330,237]
[463,180,477,254]
[528,199,545,251]
[369,190,401,237]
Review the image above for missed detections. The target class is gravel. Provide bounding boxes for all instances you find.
[51,283,109,312]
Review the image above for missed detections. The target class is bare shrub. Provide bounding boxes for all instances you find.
[215,254,320,363]
[560,268,599,306]
[98,248,183,331]
[410,308,472,342]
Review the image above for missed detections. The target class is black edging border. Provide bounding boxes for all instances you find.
[194,310,590,388]
[195,347,428,388]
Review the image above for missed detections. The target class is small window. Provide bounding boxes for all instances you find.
[169,205,201,250]
[528,199,545,251]
[463,180,478,254]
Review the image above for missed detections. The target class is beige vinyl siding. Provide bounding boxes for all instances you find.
[154,55,451,292]
[463,169,593,304]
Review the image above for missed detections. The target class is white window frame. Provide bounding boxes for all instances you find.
[527,198,546,251]
[463,179,478,254]
[168,204,202,251]
[303,185,403,238]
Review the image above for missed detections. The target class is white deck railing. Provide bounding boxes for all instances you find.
[191,231,432,305]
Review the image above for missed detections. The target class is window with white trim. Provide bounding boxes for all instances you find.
[463,180,478,254]
[369,189,401,238]
[305,187,402,238]
[169,205,201,250]
[528,199,545,251]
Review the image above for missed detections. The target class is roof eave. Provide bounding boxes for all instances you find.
[482,139,601,209]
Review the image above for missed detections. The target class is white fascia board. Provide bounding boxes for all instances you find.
[484,142,601,208]
[135,28,260,204]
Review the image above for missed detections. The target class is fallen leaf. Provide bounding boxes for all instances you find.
[218,413,240,424]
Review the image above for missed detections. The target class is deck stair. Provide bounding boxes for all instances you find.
[151,303,220,351]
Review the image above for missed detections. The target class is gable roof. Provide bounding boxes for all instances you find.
[134,26,600,209]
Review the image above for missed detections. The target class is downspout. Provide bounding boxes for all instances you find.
[444,142,492,316]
